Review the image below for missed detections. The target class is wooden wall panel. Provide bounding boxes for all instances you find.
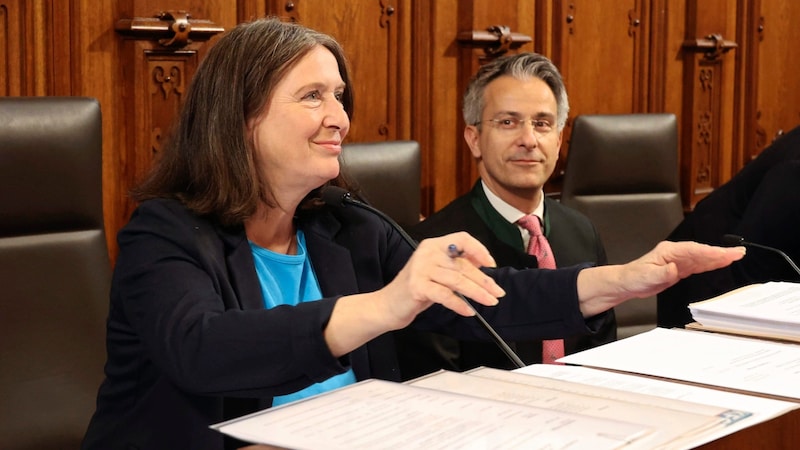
[662,1,688,143]
[3,0,800,260]
[262,0,413,143]
[420,0,466,214]
[754,0,800,150]
[545,0,649,191]
[554,0,649,114]
[0,0,70,96]
[680,0,738,209]
[734,0,800,175]
[0,1,24,95]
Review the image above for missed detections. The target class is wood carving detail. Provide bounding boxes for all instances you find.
[157,11,191,47]
[151,63,184,100]
[379,0,395,28]
[151,127,163,158]
[457,25,532,58]
[693,62,720,190]
[148,59,186,159]
[699,68,713,91]
[566,3,576,35]
[696,109,712,184]
[628,8,641,38]
[116,11,223,49]
[284,1,299,22]
[682,34,737,61]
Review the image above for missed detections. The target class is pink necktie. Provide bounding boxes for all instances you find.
[517,214,564,364]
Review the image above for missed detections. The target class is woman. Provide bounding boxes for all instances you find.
[82,17,743,450]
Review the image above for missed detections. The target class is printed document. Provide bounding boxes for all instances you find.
[514,364,798,448]
[212,378,653,449]
[559,327,800,400]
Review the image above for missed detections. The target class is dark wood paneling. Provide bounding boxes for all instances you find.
[754,0,800,150]
[0,1,24,96]
[0,1,70,96]
[680,0,738,210]
[4,0,800,260]
[547,0,650,193]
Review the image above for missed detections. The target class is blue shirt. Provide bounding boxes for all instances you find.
[250,230,356,406]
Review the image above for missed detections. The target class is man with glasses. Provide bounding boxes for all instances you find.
[396,52,617,380]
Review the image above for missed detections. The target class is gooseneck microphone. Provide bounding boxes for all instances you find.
[321,186,525,369]
[722,234,800,277]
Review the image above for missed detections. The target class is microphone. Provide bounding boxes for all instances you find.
[321,186,525,369]
[722,234,800,277]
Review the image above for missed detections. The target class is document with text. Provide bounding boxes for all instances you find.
[559,327,800,400]
[211,378,654,450]
[408,368,730,450]
[513,364,798,448]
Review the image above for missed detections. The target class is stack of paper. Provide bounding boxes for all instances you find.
[687,281,800,341]
[210,355,797,449]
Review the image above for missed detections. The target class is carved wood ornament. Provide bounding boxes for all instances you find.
[458,25,532,59]
[681,33,737,208]
[115,11,224,48]
[683,33,737,61]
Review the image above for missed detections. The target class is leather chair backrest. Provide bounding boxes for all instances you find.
[340,140,422,231]
[561,113,684,338]
[0,97,109,449]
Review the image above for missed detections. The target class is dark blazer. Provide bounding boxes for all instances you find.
[83,198,597,450]
[658,125,800,328]
[395,182,616,380]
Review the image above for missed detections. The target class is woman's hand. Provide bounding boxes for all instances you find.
[577,241,746,317]
[380,232,506,325]
[323,232,505,357]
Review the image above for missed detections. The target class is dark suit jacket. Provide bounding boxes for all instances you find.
[83,198,598,450]
[658,125,800,328]
[395,182,617,380]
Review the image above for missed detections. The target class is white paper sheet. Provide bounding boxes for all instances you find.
[690,282,800,336]
[513,364,799,448]
[409,368,726,450]
[558,327,800,400]
[212,378,653,450]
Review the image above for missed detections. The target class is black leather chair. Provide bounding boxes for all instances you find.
[561,113,683,339]
[340,140,422,231]
[0,97,110,449]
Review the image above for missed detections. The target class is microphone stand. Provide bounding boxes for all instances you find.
[723,234,800,277]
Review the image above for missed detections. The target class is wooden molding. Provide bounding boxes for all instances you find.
[116,10,224,47]
[682,33,738,61]
[457,25,532,58]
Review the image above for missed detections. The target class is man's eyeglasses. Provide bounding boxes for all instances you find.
[474,116,555,137]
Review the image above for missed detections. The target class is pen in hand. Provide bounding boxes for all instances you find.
[447,244,464,259]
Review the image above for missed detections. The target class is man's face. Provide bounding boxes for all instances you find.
[464,75,562,206]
